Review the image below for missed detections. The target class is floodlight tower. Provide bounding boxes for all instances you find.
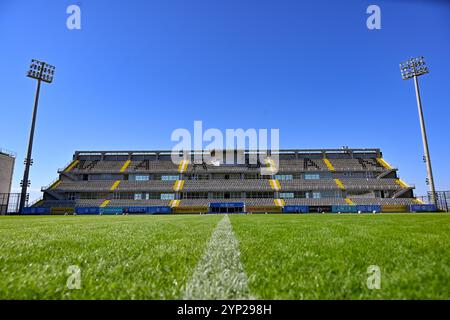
[19,59,55,213]
[399,57,437,207]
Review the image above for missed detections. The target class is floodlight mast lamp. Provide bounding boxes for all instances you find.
[400,57,437,207]
[19,59,55,213]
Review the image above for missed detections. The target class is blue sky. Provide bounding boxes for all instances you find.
[0,0,449,201]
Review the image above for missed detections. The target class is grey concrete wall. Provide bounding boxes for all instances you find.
[0,152,15,194]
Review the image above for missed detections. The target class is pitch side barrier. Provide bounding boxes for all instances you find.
[20,204,437,215]
[209,202,245,208]
[331,205,381,213]
[21,207,51,215]
[208,202,246,214]
[74,206,172,215]
[283,205,309,213]
[409,204,437,212]
[281,204,436,213]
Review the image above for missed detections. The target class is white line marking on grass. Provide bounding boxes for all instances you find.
[183,215,254,300]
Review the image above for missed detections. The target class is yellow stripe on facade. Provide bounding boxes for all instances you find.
[178,160,184,173]
[170,199,180,208]
[395,179,409,188]
[172,180,185,191]
[334,178,345,190]
[377,158,393,170]
[323,158,335,171]
[100,200,110,208]
[64,160,79,172]
[345,198,355,205]
[269,179,281,191]
[50,180,61,190]
[178,159,189,173]
[120,159,131,172]
[110,180,121,191]
[274,199,285,207]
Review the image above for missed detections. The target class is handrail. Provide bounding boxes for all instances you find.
[392,185,416,198]
[57,159,76,173]
[42,177,60,191]
[28,197,43,207]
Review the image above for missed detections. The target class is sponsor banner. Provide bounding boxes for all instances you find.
[332,205,358,213]
[410,204,437,212]
[100,207,123,215]
[123,207,147,214]
[173,206,207,214]
[75,207,100,215]
[309,206,333,213]
[51,207,74,215]
[21,207,51,215]
[332,205,381,213]
[246,206,282,213]
[122,206,172,214]
[209,202,245,208]
[283,205,309,213]
[147,206,171,214]
[357,205,381,213]
[381,205,408,213]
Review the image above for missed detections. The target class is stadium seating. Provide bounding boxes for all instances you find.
[285,198,348,206]
[278,159,329,172]
[183,180,272,192]
[129,160,180,173]
[351,198,416,205]
[329,158,385,172]
[107,199,169,207]
[340,179,401,190]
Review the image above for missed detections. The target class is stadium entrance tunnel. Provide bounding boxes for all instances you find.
[209,202,245,214]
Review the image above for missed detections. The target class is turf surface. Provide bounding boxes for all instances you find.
[0,215,220,299]
[0,213,449,299]
[230,213,450,299]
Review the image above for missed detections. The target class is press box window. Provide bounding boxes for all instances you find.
[160,193,175,200]
[275,174,293,181]
[135,175,149,181]
[162,175,179,181]
[279,192,294,199]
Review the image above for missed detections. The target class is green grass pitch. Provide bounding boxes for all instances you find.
[0,213,449,299]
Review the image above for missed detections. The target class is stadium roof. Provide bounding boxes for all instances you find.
[74,148,382,157]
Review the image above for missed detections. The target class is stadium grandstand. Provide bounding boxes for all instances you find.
[28,148,437,214]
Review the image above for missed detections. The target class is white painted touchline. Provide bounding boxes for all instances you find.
[183,215,255,300]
